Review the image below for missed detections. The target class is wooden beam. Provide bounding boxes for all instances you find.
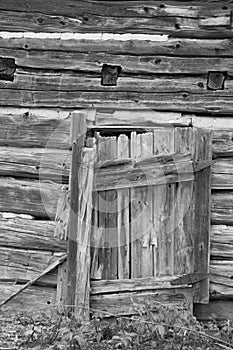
[0,147,70,182]
[66,112,86,314]
[0,216,66,251]
[211,192,233,225]
[1,37,233,57]
[0,177,61,219]
[0,1,232,38]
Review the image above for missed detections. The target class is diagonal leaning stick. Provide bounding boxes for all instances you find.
[0,254,67,308]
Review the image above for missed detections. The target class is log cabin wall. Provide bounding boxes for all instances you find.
[0,0,233,319]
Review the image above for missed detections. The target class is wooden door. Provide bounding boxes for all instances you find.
[90,126,212,316]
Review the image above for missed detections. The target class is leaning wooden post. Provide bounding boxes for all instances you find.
[66,112,87,316]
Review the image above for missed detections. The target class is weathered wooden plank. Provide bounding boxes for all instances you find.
[2,37,233,58]
[211,192,233,225]
[0,247,61,287]
[5,69,233,94]
[2,89,233,113]
[6,50,233,74]
[0,177,61,219]
[91,288,193,316]
[130,132,143,278]
[152,128,175,277]
[213,130,233,158]
[117,134,130,279]
[0,283,56,314]
[192,128,212,303]
[0,108,71,148]
[0,1,232,38]
[0,147,70,182]
[0,215,66,251]
[94,153,194,191]
[174,128,194,277]
[74,146,95,319]
[212,158,233,189]
[66,112,86,314]
[95,110,191,127]
[91,276,191,295]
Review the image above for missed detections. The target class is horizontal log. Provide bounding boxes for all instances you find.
[0,107,71,148]
[95,110,191,127]
[0,70,218,94]
[91,288,193,316]
[211,192,233,225]
[0,247,61,287]
[91,276,190,295]
[4,50,233,74]
[0,1,232,38]
[194,300,233,321]
[213,130,233,157]
[2,89,233,112]
[212,158,233,189]
[1,37,233,57]
[0,177,61,219]
[0,282,56,314]
[0,147,70,182]
[0,215,66,251]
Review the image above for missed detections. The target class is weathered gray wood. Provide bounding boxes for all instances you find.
[0,108,71,148]
[0,216,66,251]
[0,247,62,287]
[212,158,233,189]
[0,177,61,219]
[94,152,194,191]
[192,128,212,303]
[2,37,233,57]
[95,110,191,127]
[3,70,232,94]
[0,147,70,182]
[2,89,233,113]
[66,112,89,317]
[91,288,193,316]
[0,1,232,38]
[211,192,233,224]
[213,130,233,157]
[0,283,57,314]
[5,51,233,74]
[91,276,191,295]
[0,254,66,308]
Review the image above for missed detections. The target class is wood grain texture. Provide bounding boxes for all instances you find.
[0,247,61,287]
[0,216,66,251]
[211,192,233,225]
[91,288,193,316]
[1,37,233,57]
[212,158,233,189]
[0,1,232,38]
[66,112,86,314]
[0,147,70,183]
[1,89,233,113]
[0,177,61,219]
[0,283,56,314]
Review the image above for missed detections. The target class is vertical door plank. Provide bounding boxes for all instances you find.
[174,128,195,276]
[130,132,142,278]
[75,146,95,319]
[153,128,175,276]
[192,128,212,303]
[117,134,130,279]
[140,132,154,277]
